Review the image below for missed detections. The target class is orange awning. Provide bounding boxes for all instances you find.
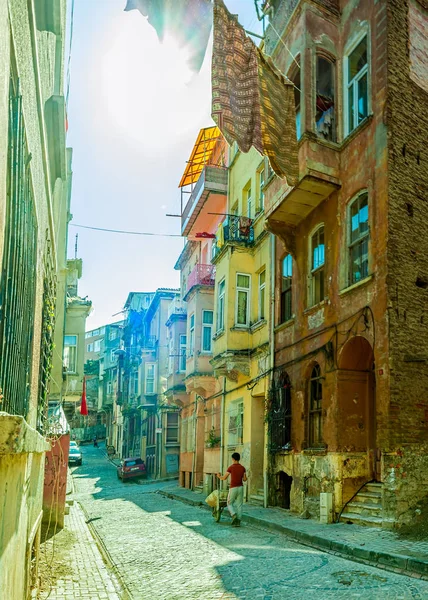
[179,126,222,188]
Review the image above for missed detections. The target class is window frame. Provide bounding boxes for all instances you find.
[258,270,266,321]
[166,412,179,444]
[235,272,251,327]
[315,53,336,142]
[189,314,195,356]
[201,310,213,353]
[217,278,226,332]
[110,349,116,363]
[308,363,323,448]
[256,164,265,213]
[344,32,370,136]
[64,335,77,374]
[280,254,293,323]
[309,225,325,307]
[348,192,369,286]
[145,362,157,395]
[179,334,187,372]
[107,380,113,395]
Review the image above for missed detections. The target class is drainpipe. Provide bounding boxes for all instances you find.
[264,232,276,508]
[191,395,198,490]
[220,376,226,487]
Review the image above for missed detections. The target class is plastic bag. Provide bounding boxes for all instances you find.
[205,489,219,507]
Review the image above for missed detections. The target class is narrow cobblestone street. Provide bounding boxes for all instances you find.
[59,445,428,600]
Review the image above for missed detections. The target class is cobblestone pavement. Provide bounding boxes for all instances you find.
[38,502,122,599]
[71,445,428,600]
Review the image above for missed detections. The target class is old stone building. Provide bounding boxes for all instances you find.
[264,0,428,526]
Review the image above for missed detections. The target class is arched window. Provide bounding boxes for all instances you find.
[280,254,293,323]
[310,226,325,306]
[316,55,335,141]
[269,371,292,451]
[349,192,369,285]
[309,364,323,447]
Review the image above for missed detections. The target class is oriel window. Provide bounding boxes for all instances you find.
[349,193,369,284]
[316,56,335,141]
[310,227,325,306]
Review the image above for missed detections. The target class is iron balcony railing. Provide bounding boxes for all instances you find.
[141,335,157,349]
[212,215,254,259]
[187,264,215,292]
[167,297,187,319]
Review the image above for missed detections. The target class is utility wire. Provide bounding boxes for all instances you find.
[70,223,182,237]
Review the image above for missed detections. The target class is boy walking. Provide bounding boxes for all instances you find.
[217,453,247,527]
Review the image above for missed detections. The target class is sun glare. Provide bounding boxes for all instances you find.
[94,14,207,150]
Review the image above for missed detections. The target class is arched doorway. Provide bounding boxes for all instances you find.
[337,336,376,477]
[276,471,293,509]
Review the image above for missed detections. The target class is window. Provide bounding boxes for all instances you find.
[217,279,225,331]
[281,255,293,322]
[166,412,179,443]
[109,329,117,341]
[85,332,92,339]
[133,374,139,395]
[270,371,292,451]
[110,349,116,363]
[179,335,187,372]
[257,166,265,212]
[92,329,100,337]
[236,273,250,326]
[310,227,325,306]
[349,193,369,284]
[202,310,213,353]
[316,55,335,141]
[345,35,368,135]
[246,186,252,218]
[94,339,101,352]
[107,381,113,395]
[289,62,301,139]
[168,335,174,375]
[308,364,323,447]
[189,314,195,356]
[87,343,93,353]
[228,401,244,446]
[145,363,156,394]
[258,270,266,321]
[64,335,77,373]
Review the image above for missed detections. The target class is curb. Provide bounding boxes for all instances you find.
[78,500,132,600]
[158,490,428,582]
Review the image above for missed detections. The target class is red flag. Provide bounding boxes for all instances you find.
[80,377,88,416]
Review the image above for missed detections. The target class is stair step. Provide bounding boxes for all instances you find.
[249,494,264,506]
[339,512,383,527]
[353,491,382,504]
[344,502,382,516]
[365,482,383,494]
[194,485,203,493]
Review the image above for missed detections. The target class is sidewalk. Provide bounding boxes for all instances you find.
[38,502,124,599]
[159,486,428,581]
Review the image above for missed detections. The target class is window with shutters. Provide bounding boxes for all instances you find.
[235,273,250,327]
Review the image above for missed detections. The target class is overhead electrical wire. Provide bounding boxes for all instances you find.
[70,223,182,237]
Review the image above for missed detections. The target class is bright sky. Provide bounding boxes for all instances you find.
[66,0,263,329]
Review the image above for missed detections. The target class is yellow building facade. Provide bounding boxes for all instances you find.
[212,146,273,504]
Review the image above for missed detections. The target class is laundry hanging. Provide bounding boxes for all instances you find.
[124,0,213,72]
[211,0,299,186]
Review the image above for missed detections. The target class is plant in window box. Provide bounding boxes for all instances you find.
[206,427,221,448]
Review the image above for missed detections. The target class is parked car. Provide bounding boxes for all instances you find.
[70,441,79,449]
[117,458,147,482]
[68,446,83,466]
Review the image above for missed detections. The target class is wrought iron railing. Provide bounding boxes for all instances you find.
[212,215,254,259]
[187,264,215,292]
[167,297,187,319]
[141,335,157,349]
[0,80,38,419]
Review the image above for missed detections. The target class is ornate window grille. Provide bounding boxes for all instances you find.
[269,370,292,452]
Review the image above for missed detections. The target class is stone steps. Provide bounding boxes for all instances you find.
[340,482,384,527]
[249,489,265,506]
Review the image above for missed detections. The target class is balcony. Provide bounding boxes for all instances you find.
[167,297,187,320]
[187,264,215,293]
[212,216,254,261]
[181,166,228,237]
[141,335,157,350]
